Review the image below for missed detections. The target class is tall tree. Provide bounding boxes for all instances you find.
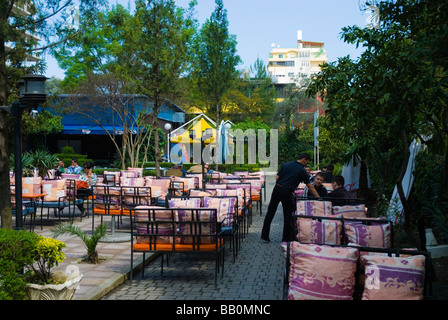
[192,0,240,126]
[131,0,196,177]
[52,1,196,176]
[307,0,448,250]
[0,0,105,229]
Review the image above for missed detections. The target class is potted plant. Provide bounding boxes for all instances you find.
[25,235,83,300]
[52,223,108,264]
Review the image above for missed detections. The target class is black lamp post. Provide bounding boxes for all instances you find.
[1,74,48,230]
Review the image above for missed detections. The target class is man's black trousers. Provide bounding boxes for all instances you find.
[261,184,296,242]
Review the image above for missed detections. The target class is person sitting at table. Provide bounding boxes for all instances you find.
[324,164,334,183]
[326,175,350,206]
[76,161,97,217]
[66,158,82,174]
[187,163,212,174]
[55,159,65,177]
[166,164,183,177]
[178,163,187,177]
[303,172,327,198]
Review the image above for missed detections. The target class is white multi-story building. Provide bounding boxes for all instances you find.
[268,30,327,88]
[6,1,41,65]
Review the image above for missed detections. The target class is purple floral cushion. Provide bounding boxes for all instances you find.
[345,222,391,248]
[296,218,342,245]
[134,206,174,244]
[286,242,359,300]
[361,254,426,300]
[203,196,236,227]
[177,208,217,244]
[296,200,333,217]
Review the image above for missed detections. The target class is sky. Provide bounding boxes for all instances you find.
[43,0,372,79]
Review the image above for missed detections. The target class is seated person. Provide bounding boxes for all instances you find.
[187,163,213,174]
[324,164,334,183]
[66,158,82,174]
[55,159,65,177]
[178,163,187,177]
[327,175,350,206]
[305,165,314,182]
[76,161,97,217]
[166,164,183,177]
[303,172,327,198]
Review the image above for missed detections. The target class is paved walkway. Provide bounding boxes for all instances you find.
[31,172,285,300]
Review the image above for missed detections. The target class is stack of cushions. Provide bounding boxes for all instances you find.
[289,200,425,300]
[284,242,359,300]
[172,177,197,191]
[283,242,426,300]
[144,177,170,200]
[135,206,174,244]
[41,179,67,202]
[94,187,121,210]
[359,254,426,300]
[189,189,216,197]
[215,188,245,213]
[203,196,237,227]
[295,201,391,249]
[168,198,215,244]
[22,177,42,194]
[296,219,342,245]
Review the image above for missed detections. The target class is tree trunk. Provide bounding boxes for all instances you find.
[0,34,13,229]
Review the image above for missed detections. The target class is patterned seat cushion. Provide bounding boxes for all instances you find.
[332,204,367,218]
[360,254,426,300]
[296,200,333,217]
[285,242,359,300]
[296,218,342,245]
[203,196,236,227]
[345,221,391,248]
[134,206,175,244]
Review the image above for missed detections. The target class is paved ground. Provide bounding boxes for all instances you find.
[102,194,284,300]
[28,172,285,301]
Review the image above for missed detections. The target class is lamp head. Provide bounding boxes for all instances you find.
[19,74,48,106]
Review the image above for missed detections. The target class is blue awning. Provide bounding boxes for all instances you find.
[61,125,128,135]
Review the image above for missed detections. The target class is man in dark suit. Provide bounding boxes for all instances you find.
[327,175,350,206]
[261,153,320,242]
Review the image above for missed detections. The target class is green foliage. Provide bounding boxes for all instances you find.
[306,0,448,249]
[22,110,63,136]
[0,229,39,300]
[413,152,448,244]
[278,129,314,164]
[10,150,58,178]
[52,223,108,264]
[28,236,66,284]
[55,147,93,169]
[192,0,241,123]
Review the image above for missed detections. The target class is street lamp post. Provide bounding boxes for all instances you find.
[164,123,172,162]
[1,74,47,230]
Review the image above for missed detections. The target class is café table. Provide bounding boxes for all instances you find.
[22,193,47,231]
